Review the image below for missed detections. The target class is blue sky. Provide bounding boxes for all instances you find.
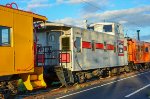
[1,0,150,41]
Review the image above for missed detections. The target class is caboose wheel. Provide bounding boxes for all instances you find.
[117,68,121,75]
[0,80,18,99]
[109,68,116,76]
[7,81,18,95]
[143,63,147,70]
[135,64,139,70]
[0,83,11,99]
[124,66,130,73]
[108,70,112,77]
[135,64,143,71]
[130,63,136,71]
[76,73,86,84]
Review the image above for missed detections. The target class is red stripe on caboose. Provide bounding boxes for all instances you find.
[124,46,127,51]
[107,44,114,50]
[96,43,104,49]
[82,41,91,49]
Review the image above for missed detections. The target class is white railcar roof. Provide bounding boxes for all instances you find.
[41,21,72,27]
[89,22,120,27]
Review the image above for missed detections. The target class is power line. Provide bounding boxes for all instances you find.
[80,0,142,28]
[81,0,105,11]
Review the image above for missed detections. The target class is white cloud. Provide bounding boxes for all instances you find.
[84,6,150,19]
[83,6,150,27]
[56,0,108,6]
[27,4,51,10]
[55,0,109,15]
[27,0,51,10]
[67,0,93,4]
[54,17,84,27]
[119,21,127,24]
[141,34,150,41]
[56,0,64,4]
[81,0,109,14]
[53,6,150,29]
[56,0,92,4]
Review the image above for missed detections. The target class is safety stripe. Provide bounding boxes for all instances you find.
[96,43,104,49]
[107,44,114,50]
[82,41,115,51]
[82,41,91,49]
[82,41,126,51]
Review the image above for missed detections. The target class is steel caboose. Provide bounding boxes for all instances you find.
[37,22,129,86]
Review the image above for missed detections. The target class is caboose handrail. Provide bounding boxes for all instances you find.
[6,2,18,9]
[36,46,71,67]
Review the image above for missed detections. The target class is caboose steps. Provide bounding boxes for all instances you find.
[20,67,46,90]
[31,80,46,88]
[30,75,38,81]
[55,67,68,87]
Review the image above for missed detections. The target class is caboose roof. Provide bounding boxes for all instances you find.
[38,21,74,32]
[42,22,72,27]
[90,22,119,27]
[0,5,47,21]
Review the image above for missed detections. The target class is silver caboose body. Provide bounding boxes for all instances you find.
[37,22,128,85]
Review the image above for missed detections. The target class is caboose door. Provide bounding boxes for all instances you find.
[0,26,14,75]
[47,32,61,66]
[47,32,61,50]
[60,35,71,69]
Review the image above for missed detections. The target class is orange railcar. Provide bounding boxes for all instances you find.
[128,38,150,65]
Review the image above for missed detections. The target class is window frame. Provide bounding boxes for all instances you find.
[0,26,11,47]
[48,34,55,42]
[61,37,70,51]
[145,47,149,52]
[75,37,82,53]
[103,25,113,32]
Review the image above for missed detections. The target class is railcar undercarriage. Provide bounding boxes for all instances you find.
[37,46,150,88]
[0,79,18,99]
[47,62,150,88]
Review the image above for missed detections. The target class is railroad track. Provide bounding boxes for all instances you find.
[15,69,150,99]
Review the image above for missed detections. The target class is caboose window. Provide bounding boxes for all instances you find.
[62,37,70,50]
[0,26,10,46]
[103,25,112,32]
[75,37,81,52]
[48,34,55,42]
[145,47,149,52]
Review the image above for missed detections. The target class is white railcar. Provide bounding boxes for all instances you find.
[37,22,128,85]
